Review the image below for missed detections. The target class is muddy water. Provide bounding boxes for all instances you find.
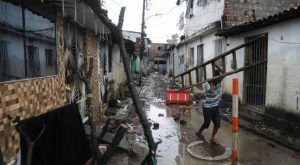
[146,101,231,165]
[141,73,230,164]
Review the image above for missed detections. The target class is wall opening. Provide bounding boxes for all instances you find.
[244,34,268,110]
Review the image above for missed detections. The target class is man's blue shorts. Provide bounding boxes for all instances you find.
[202,106,221,128]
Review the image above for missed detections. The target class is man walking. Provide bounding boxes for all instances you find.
[196,71,222,144]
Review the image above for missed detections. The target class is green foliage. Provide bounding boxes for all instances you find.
[119,82,129,99]
[108,80,116,101]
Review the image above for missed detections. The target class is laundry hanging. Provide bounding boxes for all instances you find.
[19,103,91,165]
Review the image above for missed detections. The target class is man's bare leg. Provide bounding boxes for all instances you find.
[210,127,219,144]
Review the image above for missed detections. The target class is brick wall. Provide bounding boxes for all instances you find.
[84,31,102,123]
[0,11,65,164]
[224,0,300,25]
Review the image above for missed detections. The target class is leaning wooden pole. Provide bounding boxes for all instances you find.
[88,2,158,153]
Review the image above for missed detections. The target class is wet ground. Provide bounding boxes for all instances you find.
[107,73,300,165]
[137,73,300,165]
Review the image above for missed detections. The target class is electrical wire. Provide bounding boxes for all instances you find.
[157,5,180,18]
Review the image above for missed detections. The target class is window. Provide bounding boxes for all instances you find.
[244,34,268,107]
[197,44,204,82]
[0,0,57,82]
[197,0,207,7]
[108,46,112,72]
[214,38,223,69]
[187,0,194,18]
[179,55,184,64]
[190,47,194,66]
[27,46,41,77]
[214,38,223,56]
[45,49,53,66]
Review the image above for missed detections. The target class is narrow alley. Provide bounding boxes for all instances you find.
[1,0,300,165]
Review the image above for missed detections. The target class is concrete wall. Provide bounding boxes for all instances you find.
[0,11,65,164]
[111,44,127,90]
[223,17,300,113]
[185,0,300,36]
[167,50,179,77]
[184,32,223,85]
[173,49,180,77]
[186,0,224,37]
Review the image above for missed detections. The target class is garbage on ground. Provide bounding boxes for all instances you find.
[99,144,109,155]
[173,114,180,121]
[180,120,187,125]
[153,123,159,129]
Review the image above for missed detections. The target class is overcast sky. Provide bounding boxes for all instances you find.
[103,0,186,43]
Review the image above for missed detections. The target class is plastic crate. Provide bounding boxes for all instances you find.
[166,89,190,105]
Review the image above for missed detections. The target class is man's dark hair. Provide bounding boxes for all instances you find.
[212,70,222,85]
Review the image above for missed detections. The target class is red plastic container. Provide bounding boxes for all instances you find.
[166,89,190,105]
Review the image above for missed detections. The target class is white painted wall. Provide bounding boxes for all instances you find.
[223,18,300,112]
[167,49,179,77]
[185,33,223,84]
[111,44,127,89]
[186,0,224,37]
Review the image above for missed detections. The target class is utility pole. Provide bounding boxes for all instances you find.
[139,0,146,86]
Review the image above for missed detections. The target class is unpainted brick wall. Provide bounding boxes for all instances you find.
[224,0,300,25]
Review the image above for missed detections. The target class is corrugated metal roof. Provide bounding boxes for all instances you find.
[216,5,300,36]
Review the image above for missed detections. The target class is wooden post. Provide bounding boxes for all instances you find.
[232,51,237,70]
[195,68,199,83]
[203,65,207,80]
[181,75,184,88]
[222,56,226,72]
[188,72,192,87]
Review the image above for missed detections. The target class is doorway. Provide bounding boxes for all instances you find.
[244,34,268,109]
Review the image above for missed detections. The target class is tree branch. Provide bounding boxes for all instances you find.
[85,0,159,154]
[117,7,126,29]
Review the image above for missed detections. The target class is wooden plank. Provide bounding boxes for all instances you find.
[177,60,268,91]
[195,68,199,83]
[174,35,266,78]
[203,65,207,80]
[181,75,184,88]
[232,51,237,70]
[222,56,226,72]
[212,61,216,76]
[189,72,192,86]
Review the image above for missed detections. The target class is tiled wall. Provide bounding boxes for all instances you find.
[0,11,65,164]
[84,31,103,123]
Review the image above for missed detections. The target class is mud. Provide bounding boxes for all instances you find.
[189,141,226,157]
